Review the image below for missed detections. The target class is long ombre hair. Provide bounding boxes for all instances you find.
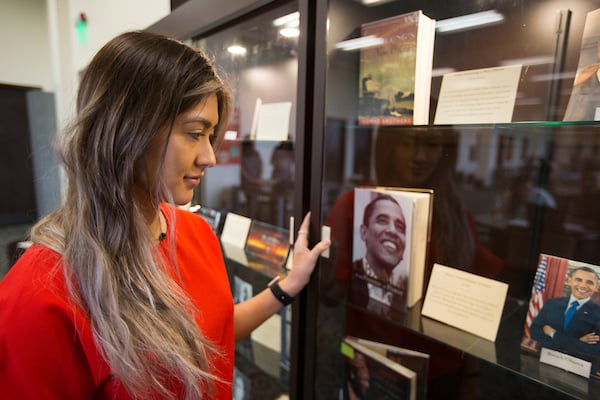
[31,31,232,399]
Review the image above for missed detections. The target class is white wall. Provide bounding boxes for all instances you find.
[0,0,170,124]
[0,0,171,215]
[66,0,171,74]
[0,0,54,90]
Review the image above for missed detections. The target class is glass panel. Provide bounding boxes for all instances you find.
[191,1,298,230]
[190,2,298,399]
[317,1,600,399]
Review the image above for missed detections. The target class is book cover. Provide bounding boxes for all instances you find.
[190,205,222,233]
[280,305,291,371]
[520,254,600,378]
[244,220,290,275]
[353,337,429,400]
[233,366,251,400]
[564,8,600,121]
[233,275,253,304]
[350,187,433,319]
[341,336,420,400]
[358,10,435,126]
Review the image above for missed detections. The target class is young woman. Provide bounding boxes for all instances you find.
[0,31,330,399]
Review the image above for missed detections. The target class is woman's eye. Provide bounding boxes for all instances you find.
[188,132,203,140]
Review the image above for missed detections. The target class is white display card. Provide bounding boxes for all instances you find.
[434,64,522,124]
[221,212,252,248]
[254,101,292,141]
[421,263,508,341]
[539,348,592,378]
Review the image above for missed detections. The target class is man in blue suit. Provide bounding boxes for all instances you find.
[531,266,600,361]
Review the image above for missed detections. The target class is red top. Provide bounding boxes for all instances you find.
[0,204,234,399]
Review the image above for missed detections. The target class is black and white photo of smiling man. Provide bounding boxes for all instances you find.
[350,190,410,318]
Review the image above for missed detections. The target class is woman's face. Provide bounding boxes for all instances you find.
[145,94,220,206]
[391,130,443,186]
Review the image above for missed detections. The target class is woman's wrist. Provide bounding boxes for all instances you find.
[268,277,295,306]
[278,276,306,298]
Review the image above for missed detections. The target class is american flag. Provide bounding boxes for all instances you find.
[525,255,547,337]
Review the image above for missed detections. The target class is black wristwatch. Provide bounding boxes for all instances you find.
[268,276,295,306]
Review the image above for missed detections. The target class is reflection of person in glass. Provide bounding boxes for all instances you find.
[351,194,408,317]
[240,139,264,217]
[324,128,503,303]
[323,127,503,399]
[345,352,370,400]
[530,267,600,360]
[376,127,503,279]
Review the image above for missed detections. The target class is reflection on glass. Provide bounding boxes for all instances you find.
[318,2,600,399]
[191,2,298,229]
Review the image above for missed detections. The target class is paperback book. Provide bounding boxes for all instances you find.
[358,10,435,126]
[521,253,600,379]
[341,336,429,400]
[350,187,433,320]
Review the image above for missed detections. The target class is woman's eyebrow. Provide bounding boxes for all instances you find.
[181,117,213,128]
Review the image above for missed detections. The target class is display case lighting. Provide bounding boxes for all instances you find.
[273,12,299,27]
[436,10,504,33]
[227,45,247,55]
[354,0,395,5]
[280,28,300,38]
[335,35,384,51]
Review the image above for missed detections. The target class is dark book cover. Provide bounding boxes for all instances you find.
[245,220,290,274]
[341,336,419,400]
[358,11,435,126]
[355,337,429,400]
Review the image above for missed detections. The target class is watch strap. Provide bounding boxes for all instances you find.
[268,277,295,306]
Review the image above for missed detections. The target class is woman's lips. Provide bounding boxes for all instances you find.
[184,176,201,186]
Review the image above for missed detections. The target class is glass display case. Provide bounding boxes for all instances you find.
[189,1,300,398]
[312,1,600,400]
[155,0,600,398]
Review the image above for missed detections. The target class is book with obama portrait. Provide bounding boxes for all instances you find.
[349,187,433,321]
[341,336,429,400]
[521,253,600,379]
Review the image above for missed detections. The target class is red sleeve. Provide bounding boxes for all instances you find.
[466,212,504,278]
[325,190,356,281]
[164,205,235,399]
[0,246,114,399]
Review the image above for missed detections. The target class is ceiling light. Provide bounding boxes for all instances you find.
[227,45,247,55]
[335,35,384,51]
[531,72,575,82]
[280,27,300,38]
[273,12,299,27]
[354,0,395,5]
[436,10,504,34]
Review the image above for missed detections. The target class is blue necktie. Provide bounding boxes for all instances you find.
[564,300,579,330]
